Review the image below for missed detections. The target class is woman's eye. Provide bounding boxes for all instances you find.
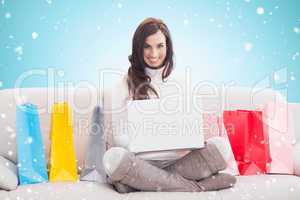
[144,45,150,49]
[158,44,164,48]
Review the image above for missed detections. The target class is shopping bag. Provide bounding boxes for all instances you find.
[222,110,251,162]
[223,110,272,175]
[80,106,106,183]
[49,102,78,182]
[16,103,48,185]
[263,101,294,174]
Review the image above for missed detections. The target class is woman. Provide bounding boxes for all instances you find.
[103,17,236,193]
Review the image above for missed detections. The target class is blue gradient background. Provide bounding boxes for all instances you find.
[0,0,299,102]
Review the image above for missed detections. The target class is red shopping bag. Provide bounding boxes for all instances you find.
[223,110,272,175]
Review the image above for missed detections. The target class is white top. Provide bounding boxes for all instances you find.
[108,66,191,167]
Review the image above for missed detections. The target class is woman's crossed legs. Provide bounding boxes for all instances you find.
[103,143,236,193]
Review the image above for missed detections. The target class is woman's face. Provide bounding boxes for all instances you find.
[143,30,167,68]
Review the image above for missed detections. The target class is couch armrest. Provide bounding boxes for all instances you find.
[293,142,300,176]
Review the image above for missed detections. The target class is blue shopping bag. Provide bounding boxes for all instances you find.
[16,103,48,185]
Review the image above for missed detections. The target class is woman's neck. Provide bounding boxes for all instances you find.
[145,65,165,83]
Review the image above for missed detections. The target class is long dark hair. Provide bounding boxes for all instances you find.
[127,17,174,100]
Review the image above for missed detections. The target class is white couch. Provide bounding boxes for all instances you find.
[0,87,300,200]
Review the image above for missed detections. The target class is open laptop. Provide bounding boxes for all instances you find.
[126,97,204,153]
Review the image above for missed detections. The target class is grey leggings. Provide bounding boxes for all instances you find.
[103,143,236,193]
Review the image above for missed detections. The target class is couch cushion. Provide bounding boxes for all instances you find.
[2,176,300,199]
[122,190,220,200]
[7,182,120,200]
[219,175,300,200]
[0,190,8,199]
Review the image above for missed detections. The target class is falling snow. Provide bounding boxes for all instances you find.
[117,3,122,9]
[293,27,300,34]
[244,42,253,52]
[32,32,39,39]
[15,46,23,55]
[26,136,33,144]
[292,52,299,60]
[4,12,11,19]
[8,150,13,156]
[290,75,295,81]
[256,7,264,15]
[0,6,299,198]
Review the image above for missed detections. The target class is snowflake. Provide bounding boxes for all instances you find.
[26,136,33,144]
[0,81,2,87]
[0,113,5,118]
[244,42,253,52]
[256,7,264,15]
[46,0,52,5]
[293,27,300,34]
[244,0,250,2]
[209,18,215,23]
[117,3,122,8]
[32,32,39,39]
[8,150,13,156]
[5,12,11,19]
[15,46,23,55]
[290,75,295,81]
[292,52,299,60]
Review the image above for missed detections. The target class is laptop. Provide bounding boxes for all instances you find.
[126,97,204,153]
